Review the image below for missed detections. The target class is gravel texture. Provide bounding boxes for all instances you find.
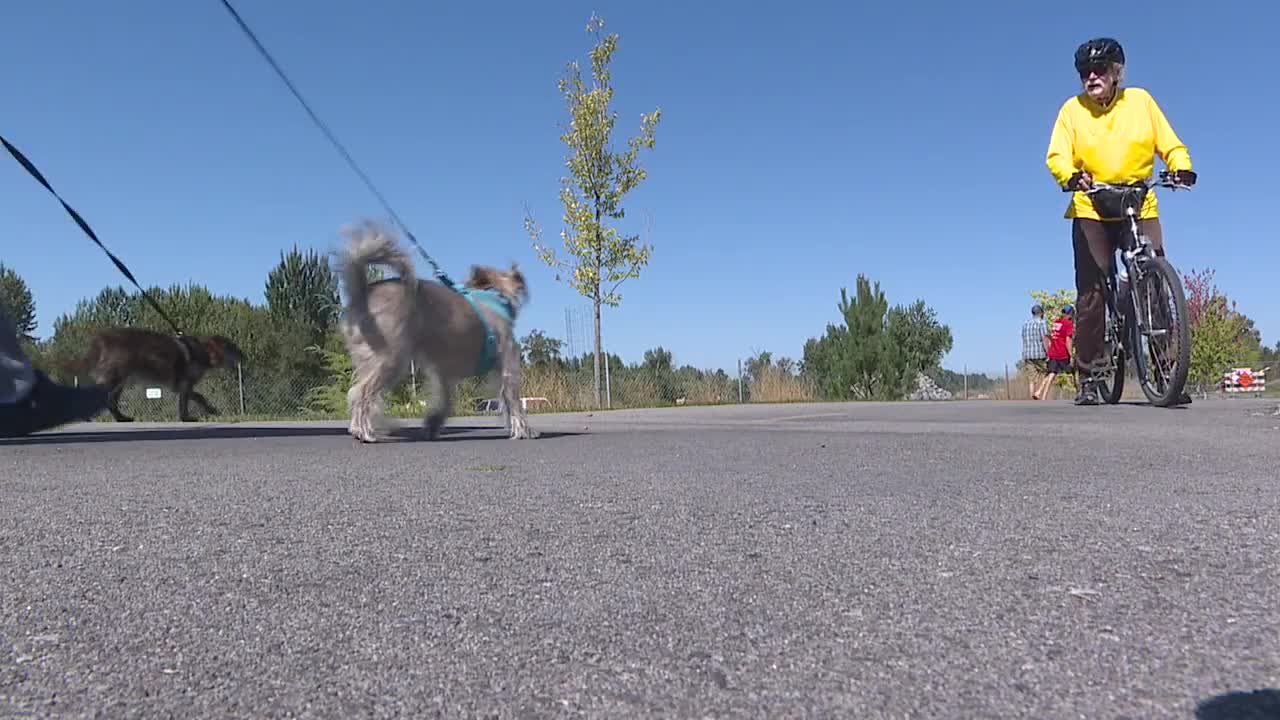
[2,399,1278,718]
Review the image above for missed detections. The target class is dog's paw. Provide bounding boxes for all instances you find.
[423,416,446,441]
[509,422,540,440]
[348,422,380,443]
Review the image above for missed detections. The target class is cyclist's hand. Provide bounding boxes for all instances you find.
[1172,169,1197,186]
[1067,171,1093,191]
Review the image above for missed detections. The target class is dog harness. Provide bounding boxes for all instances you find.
[460,288,516,377]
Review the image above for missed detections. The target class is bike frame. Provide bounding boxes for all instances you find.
[1080,171,1191,391]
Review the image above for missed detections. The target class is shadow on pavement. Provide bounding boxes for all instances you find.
[2,424,583,446]
[1195,688,1280,720]
[1112,401,1189,409]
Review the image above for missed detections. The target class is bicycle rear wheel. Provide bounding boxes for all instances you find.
[1131,256,1191,406]
[1096,336,1126,404]
[1094,280,1127,404]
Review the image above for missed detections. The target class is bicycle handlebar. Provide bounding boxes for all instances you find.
[1061,170,1193,193]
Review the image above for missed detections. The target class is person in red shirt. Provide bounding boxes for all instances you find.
[1035,305,1075,400]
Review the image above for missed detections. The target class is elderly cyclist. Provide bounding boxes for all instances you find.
[1045,37,1197,406]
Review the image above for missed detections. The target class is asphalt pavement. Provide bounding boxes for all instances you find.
[3,399,1279,718]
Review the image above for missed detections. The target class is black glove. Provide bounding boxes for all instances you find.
[1172,169,1197,186]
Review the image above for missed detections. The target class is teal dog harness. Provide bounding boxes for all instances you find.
[460,288,516,377]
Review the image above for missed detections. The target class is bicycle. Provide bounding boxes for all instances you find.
[1064,170,1194,407]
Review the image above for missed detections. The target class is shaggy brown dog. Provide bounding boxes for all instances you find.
[54,327,244,422]
[336,220,536,443]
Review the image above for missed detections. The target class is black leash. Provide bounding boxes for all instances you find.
[216,0,455,288]
[0,132,186,336]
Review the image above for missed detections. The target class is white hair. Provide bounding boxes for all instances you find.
[1080,61,1125,94]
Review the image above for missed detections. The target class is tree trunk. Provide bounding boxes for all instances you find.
[593,297,602,408]
[591,200,604,409]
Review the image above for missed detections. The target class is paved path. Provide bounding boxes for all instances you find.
[3,400,1279,718]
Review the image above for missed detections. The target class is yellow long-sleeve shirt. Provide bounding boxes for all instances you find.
[1045,86,1192,221]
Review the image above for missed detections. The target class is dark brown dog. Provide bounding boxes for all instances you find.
[56,327,244,422]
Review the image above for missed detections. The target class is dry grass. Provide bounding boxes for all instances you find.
[681,374,739,406]
[509,365,816,411]
[748,366,818,403]
[618,374,668,409]
[988,362,1145,401]
[519,366,598,411]
[518,366,666,412]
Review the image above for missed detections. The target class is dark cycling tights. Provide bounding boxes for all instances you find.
[1071,217,1166,381]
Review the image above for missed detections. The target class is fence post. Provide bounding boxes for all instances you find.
[963,364,968,400]
[237,362,246,415]
[1005,364,1011,400]
[738,358,744,403]
[410,358,417,399]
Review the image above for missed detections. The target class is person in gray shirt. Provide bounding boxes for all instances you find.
[1021,304,1050,399]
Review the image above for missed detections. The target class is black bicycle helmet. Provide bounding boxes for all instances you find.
[1074,37,1125,73]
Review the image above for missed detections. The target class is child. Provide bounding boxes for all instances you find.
[1036,305,1074,401]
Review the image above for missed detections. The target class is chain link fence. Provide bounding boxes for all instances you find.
[86,361,819,423]
[100,364,325,422]
[83,355,1277,422]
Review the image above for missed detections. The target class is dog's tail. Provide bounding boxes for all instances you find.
[337,221,418,353]
[338,220,418,322]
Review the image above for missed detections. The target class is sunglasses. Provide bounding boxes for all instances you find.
[1078,63,1111,79]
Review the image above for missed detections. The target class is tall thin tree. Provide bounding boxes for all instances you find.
[525,14,662,407]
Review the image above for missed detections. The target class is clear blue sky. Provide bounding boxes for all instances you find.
[3,1,1275,377]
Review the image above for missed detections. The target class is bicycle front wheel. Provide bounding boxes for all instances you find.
[1132,256,1192,406]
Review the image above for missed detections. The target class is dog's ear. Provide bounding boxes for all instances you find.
[509,263,528,298]
[467,265,498,290]
[220,338,244,365]
[202,338,224,366]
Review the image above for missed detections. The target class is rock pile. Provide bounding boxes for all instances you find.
[907,373,953,401]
